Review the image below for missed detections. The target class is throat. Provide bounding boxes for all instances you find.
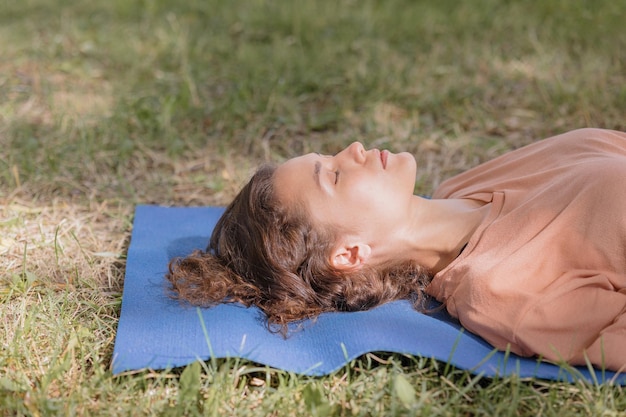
[425,198,491,273]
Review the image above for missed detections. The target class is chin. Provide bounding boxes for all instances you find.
[399,152,418,178]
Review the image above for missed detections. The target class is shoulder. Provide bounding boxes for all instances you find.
[493,128,626,166]
[544,128,626,154]
[433,128,626,199]
[555,127,626,142]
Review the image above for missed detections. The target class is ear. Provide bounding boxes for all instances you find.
[330,242,372,271]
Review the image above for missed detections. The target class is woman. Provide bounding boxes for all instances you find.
[168,128,626,372]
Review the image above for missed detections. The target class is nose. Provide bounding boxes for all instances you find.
[341,141,366,163]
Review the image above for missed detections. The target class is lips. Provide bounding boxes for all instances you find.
[380,150,388,169]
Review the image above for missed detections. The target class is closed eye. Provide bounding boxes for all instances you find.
[334,170,339,184]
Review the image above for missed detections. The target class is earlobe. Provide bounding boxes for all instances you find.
[331,243,372,271]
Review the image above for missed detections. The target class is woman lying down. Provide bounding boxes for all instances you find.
[167,128,626,372]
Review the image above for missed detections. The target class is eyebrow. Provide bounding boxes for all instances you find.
[314,161,321,187]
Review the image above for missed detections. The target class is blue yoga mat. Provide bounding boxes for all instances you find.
[112,205,625,383]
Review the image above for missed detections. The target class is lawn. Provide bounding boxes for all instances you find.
[1,0,625,415]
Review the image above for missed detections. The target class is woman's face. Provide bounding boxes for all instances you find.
[273,142,417,242]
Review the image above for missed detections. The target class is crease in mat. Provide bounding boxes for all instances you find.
[112,205,625,384]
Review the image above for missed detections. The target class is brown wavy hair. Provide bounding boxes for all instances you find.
[166,164,433,333]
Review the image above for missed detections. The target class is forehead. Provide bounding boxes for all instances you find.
[273,153,318,203]
[275,153,318,182]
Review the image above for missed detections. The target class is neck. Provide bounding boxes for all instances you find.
[396,196,490,273]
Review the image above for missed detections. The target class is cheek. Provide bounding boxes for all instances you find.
[346,180,378,207]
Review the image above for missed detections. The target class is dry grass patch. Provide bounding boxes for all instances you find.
[0,195,127,278]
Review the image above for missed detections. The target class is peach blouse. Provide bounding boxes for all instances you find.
[427,128,626,371]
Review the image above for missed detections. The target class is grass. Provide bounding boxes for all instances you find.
[1,0,625,415]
